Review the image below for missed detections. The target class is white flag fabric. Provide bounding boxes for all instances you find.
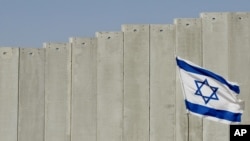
[176,56,244,124]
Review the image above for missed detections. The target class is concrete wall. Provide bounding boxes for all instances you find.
[19,48,45,141]
[70,37,97,141]
[0,12,249,141]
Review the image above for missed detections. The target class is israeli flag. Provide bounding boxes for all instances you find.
[176,56,244,124]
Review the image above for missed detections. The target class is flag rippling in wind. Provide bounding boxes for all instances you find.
[176,56,244,124]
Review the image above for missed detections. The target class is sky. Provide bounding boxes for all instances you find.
[1,0,250,48]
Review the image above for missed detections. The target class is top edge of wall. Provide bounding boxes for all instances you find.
[95,31,123,37]
[200,12,250,20]
[150,24,175,32]
[200,12,250,17]
[121,24,150,32]
[201,11,250,14]
[174,18,201,24]
[0,47,19,50]
[43,42,70,48]
[150,24,173,26]
[0,46,20,49]
[69,37,96,43]
[20,48,44,50]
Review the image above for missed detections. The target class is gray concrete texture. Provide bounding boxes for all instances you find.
[0,12,250,141]
[19,48,45,141]
[70,37,97,141]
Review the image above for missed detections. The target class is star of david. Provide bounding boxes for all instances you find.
[194,79,219,104]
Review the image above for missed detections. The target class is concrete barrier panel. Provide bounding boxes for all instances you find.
[175,18,202,141]
[122,24,150,141]
[96,32,123,141]
[149,24,176,141]
[0,47,19,141]
[70,38,97,141]
[18,48,45,141]
[229,12,250,124]
[201,12,230,141]
[44,43,71,141]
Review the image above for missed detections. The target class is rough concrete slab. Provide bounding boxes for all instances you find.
[0,47,19,141]
[229,12,250,124]
[149,24,176,141]
[96,32,123,141]
[18,48,45,141]
[70,37,97,141]
[122,24,150,141]
[44,43,71,141]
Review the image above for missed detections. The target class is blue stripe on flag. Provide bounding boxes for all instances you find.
[185,100,242,122]
[176,57,240,94]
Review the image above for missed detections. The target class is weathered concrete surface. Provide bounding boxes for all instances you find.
[18,48,45,141]
[70,37,97,141]
[122,24,150,141]
[229,12,250,124]
[150,24,176,141]
[44,43,71,141]
[96,32,123,141]
[0,47,19,141]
